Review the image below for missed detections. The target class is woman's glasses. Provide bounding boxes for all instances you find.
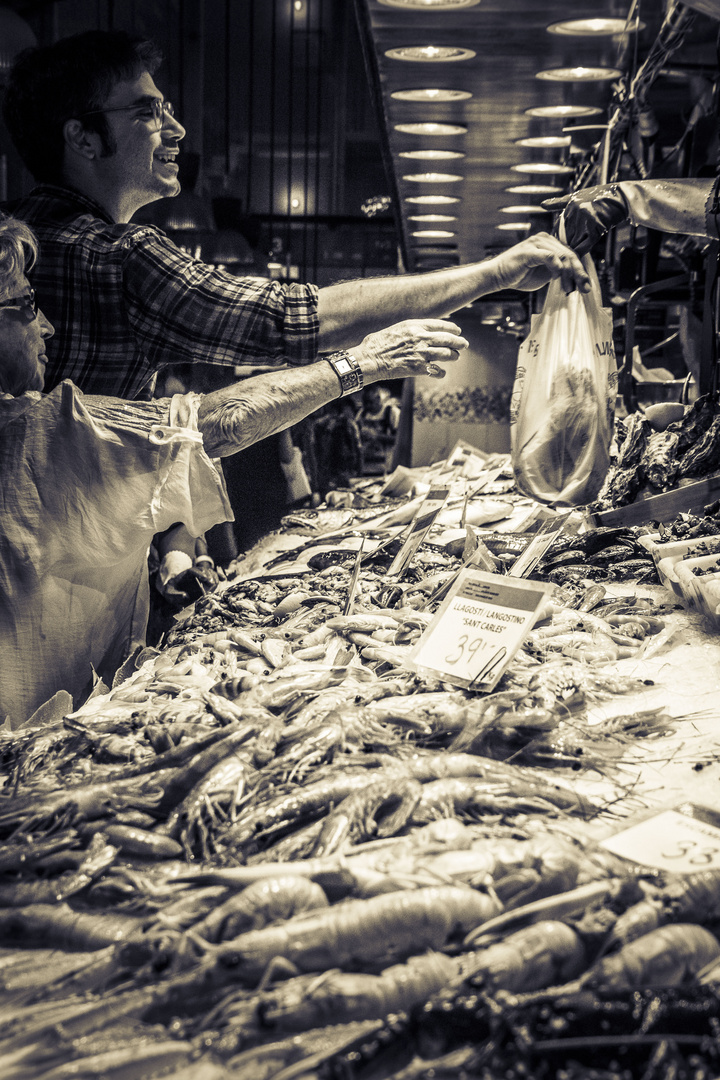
[0,290,38,323]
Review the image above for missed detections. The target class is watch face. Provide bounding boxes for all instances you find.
[334,357,352,374]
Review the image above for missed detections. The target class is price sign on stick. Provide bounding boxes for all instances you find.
[407,568,551,691]
[601,805,720,873]
[386,487,449,577]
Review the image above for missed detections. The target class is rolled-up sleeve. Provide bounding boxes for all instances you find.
[122,227,320,370]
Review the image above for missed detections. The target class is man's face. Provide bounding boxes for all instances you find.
[93,71,186,214]
[0,270,54,395]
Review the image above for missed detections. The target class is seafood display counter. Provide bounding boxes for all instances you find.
[3,449,720,1080]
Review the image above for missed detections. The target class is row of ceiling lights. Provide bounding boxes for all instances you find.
[378,0,642,247]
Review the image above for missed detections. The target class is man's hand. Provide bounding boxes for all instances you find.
[489,232,592,293]
[543,187,630,256]
[354,318,469,381]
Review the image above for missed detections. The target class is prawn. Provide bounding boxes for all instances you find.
[154,725,260,818]
[0,776,163,839]
[78,822,183,861]
[0,831,79,875]
[260,951,462,1031]
[365,692,469,734]
[241,665,355,711]
[583,923,720,990]
[216,885,501,979]
[410,777,564,825]
[192,876,329,943]
[7,1038,196,1080]
[0,834,117,907]
[417,755,592,816]
[163,751,254,861]
[465,879,626,946]
[0,903,146,951]
[465,919,587,994]
[311,776,423,857]
[600,869,720,956]
[220,770,374,852]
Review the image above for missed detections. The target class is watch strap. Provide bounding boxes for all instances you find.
[325,350,364,397]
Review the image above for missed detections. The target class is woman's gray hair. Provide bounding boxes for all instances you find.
[0,214,37,288]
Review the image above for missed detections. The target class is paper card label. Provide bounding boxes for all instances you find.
[445,438,492,476]
[600,808,720,873]
[507,514,571,578]
[406,568,550,690]
[386,487,449,577]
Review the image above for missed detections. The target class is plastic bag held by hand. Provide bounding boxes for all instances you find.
[510,254,616,507]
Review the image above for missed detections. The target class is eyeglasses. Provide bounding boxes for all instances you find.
[0,290,38,322]
[80,98,175,130]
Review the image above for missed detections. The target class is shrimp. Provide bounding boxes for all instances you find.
[80,823,183,861]
[385,751,593,816]
[241,666,355,711]
[220,770,374,852]
[155,726,260,819]
[410,777,564,826]
[465,919,587,994]
[583,923,720,990]
[0,831,79,874]
[465,879,626,946]
[0,776,163,839]
[0,903,145,951]
[192,876,329,943]
[365,692,469,734]
[163,750,254,861]
[7,1038,196,1080]
[311,776,423,857]
[600,870,720,956]
[216,885,501,979]
[261,951,462,1031]
[0,834,117,907]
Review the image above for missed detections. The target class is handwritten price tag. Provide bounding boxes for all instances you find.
[601,807,720,873]
[406,568,550,691]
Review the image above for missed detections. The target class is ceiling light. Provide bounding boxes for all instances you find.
[547,17,644,36]
[379,0,481,7]
[408,213,457,221]
[525,104,602,119]
[399,149,466,160]
[412,229,456,237]
[394,122,467,135]
[515,135,571,149]
[385,46,476,62]
[536,65,622,82]
[506,183,564,194]
[497,222,532,231]
[500,205,550,214]
[391,88,472,102]
[511,162,574,175]
[405,194,461,204]
[403,171,463,182]
[563,125,608,133]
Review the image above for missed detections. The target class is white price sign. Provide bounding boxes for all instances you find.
[601,808,720,873]
[406,568,550,691]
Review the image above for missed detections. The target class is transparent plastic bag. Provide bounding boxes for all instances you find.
[510,255,617,507]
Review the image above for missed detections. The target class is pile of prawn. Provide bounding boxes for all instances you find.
[0,483,715,1079]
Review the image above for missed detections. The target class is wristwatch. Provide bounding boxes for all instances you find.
[325,350,364,397]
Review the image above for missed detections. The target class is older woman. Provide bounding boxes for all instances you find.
[0,214,467,725]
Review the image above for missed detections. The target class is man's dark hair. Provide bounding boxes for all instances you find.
[2,30,163,184]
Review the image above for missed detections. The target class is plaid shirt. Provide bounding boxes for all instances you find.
[13,185,320,399]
